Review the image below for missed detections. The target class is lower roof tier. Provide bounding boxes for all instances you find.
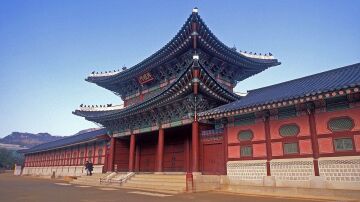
[20,128,108,154]
[199,63,360,118]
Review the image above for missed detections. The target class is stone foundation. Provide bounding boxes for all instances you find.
[22,165,104,177]
[227,160,267,186]
[226,156,360,190]
[319,156,360,190]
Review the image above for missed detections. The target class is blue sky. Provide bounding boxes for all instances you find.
[0,0,359,137]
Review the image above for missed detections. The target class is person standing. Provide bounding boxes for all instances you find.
[88,161,93,176]
[84,161,90,176]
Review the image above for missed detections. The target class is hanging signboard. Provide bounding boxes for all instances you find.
[138,72,154,84]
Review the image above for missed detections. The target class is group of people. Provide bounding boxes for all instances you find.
[84,161,93,176]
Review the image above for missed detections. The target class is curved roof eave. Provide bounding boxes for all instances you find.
[85,10,280,89]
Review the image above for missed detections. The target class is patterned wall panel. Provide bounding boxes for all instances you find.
[270,158,314,181]
[319,156,360,183]
[227,160,267,182]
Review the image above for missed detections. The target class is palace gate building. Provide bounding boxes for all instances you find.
[22,8,360,191]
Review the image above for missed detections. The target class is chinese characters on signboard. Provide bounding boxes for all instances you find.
[138,72,154,84]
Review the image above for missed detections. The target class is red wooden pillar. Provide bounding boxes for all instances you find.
[192,120,199,172]
[107,137,116,172]
[307,103,320,176]
[264,111,272,176]
[128,133,136,171]
[77,145,80,166]
[223,120,228,174]
[156,126,164,172]
[92,143,96,164]
[185,133,190,172]
[84,144,88,164]
[135,144,140,172]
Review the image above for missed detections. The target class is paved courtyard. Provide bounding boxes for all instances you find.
[0,173,340,202]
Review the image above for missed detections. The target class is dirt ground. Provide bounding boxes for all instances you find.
[0,173,334,202]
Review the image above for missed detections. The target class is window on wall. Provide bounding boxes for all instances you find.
[61,153,65,165]
[279,124,300,137]
[72,152,77,165]
[240,146,252,157]
[234,113,255,126]
[214,120,224,129]
[98,149,103,164]
[67,153,71,165]
[88,150,93,162]
[328,117,354,132]
[79,151,84,165]
[278,106,297,119]
[284,142,299,154]
[237,130,254,141]
[326,96,349,112]
[334,138,354,151]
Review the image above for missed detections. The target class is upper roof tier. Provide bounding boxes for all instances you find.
[85,8,280,97]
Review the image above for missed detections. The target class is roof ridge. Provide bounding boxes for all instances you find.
[86,13,194,82]
[248,63,360,93]
[21,128,106,153]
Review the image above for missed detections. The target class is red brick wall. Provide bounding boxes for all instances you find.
[315,107,360,134]
[315,107,360,155]
[226,105,360,161]
[24,140,108,167]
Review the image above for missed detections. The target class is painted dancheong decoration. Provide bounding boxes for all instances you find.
[20,8,360,192]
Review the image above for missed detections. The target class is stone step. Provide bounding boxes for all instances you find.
[74,177,101,181]
[126,180,185,187]
[120,186,181,195]
[122,182,185,192]
[133,174,185,180]
[129,177,185,184]
[70,181,101,186]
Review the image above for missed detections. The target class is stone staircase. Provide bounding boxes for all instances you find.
[122,174,186,194]
[70,173,108,186]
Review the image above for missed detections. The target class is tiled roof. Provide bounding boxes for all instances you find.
[199,63,360,116]
[74,61,240,122]
[85,9,280,97]
[20,128,108,154]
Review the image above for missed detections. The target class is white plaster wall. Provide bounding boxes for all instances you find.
[22,165,104,177]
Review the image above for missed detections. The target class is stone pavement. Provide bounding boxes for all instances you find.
[0,173,357,202]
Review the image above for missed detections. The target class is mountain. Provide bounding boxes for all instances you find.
[0,132,64,149]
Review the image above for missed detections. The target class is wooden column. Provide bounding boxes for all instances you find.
[128,134,136,172]
[84,144,88,164]
[185,134,190,172]
[92,143,96,164]
[76,145,80,166]
[307,102,320,176]
[107,137,116,172]
[156,126,164,172]
[263,111,272,176]
[192,120,200,172]
[135,144,140,172]
[223,120,228,175]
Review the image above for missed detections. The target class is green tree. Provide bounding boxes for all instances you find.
[0,148,24,169]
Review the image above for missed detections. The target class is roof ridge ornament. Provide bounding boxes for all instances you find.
[192,7,199,13]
